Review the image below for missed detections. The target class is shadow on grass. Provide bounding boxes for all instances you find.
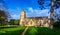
[25,27,38,35]
[25,27,60,35]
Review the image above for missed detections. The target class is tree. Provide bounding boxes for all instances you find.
[0,0,11,25]
[50,0,54,29]
[38,0,60,29]
[0,10,8,25]
[9,19,15,25]
[14,20,19,25]
[9,19,19,25]
[57,0,60,4]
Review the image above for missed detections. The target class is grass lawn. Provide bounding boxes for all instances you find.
[0,26,26,35]
[25,27,60,35]
[0,26,60,35]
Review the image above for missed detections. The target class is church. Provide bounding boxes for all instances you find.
[19,10,50,27]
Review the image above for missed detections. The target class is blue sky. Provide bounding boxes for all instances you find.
[0,0,52,19]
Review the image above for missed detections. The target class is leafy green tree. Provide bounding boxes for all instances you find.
[9,19,15,25]
[9,19,19,25]
[14,20,19,25]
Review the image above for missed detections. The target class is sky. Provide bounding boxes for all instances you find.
[0,0,53,19]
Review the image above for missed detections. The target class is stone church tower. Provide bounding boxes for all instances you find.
[19,10,26,26]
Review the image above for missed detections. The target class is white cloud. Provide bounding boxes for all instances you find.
[7,7,20,19]
[27,7,50,18]
[8,7,50,19]
[28,7,33,12]
[11,14,20,19]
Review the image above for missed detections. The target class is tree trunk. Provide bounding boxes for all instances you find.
[50,0,54,29]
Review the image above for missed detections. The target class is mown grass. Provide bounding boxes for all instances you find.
[25,26,60,35]
[0,26,26,35]
[0,26,60,35]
